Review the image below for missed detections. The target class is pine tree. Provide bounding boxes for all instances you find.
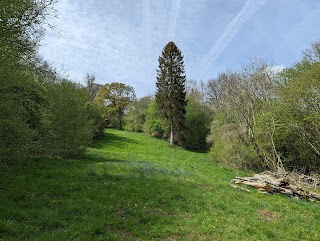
[155,41,187,145]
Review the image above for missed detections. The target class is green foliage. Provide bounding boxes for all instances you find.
[84,74,105,139]
[0,0,55,63]
[184,96,211,151]
[124,95,152,132]
[155,42,187,145]
[97,82,136,130]
[36,80,93,158]
[1,1,105,162]
[1,129,319,240]
[207,60,282,171]
[1,60,103,162]
[0,0,55,162]
[207,42,320,174]
[208,112,261,170]
[274,62,320,172]
[0,67,38,161]
[144,100,169,139]
[87,102,105,139]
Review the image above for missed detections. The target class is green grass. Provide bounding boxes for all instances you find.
[1,129,319,240]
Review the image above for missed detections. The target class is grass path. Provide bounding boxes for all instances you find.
[1,129,319,240]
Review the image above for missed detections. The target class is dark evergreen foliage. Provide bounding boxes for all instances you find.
[155,42,187,145]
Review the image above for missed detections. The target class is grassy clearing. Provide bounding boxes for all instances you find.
[1,129,319,240]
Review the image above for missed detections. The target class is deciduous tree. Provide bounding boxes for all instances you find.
[125,95,152,132]
[97,82,136,130]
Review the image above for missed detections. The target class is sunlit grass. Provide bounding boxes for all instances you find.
[0,129,319,240]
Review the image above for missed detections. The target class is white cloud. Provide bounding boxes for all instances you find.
[40,0,213,96]
[38,0,320,97]
[41,0,155,91]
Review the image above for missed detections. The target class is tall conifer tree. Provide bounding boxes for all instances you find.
[155,42,187,145]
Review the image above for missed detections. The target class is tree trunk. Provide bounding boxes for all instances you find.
[170,120,174,146]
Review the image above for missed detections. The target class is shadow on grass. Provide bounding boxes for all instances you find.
[183,146,209,154]
[91,131,138,149]
[82,152,191,178]
[71,169,198,239]
[0,153,199,240]
[83,152,125,163]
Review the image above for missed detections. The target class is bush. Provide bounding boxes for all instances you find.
[0,65,43,162]
[87,101,105,139]
[124,96,152,132]
[274,62,320,172]
[36,80,93,158]
[144,100,169,139]
[184,96,211,151]
[208,112,261,170]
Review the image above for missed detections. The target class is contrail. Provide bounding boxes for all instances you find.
[168,0,182,40]
[197,0,268,78]
[143,0,152,56]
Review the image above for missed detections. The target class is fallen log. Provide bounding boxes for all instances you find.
[233,173,320,202]
[234,178,274,192]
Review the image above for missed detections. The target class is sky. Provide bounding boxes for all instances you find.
[39,0,320,97]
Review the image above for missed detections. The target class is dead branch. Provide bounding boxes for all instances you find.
[233,172,320,202]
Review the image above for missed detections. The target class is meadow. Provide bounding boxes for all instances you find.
[1,129,319,240]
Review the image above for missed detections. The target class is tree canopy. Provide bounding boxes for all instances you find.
[155,42,187,146]
[0,0,105,162]
[97,82,136,130]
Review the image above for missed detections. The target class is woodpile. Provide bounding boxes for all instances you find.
[233,172,320,202]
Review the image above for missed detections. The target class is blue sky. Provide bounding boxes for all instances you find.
[40,0,320,97]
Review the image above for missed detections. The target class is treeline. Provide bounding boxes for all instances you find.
[95,81,211,152]
[206,43,320,173]
[0,1,104,162]
[96,42,211,152]
[123,81,211,152]
[123,42,211,152]
[2,1,319,174]
[116,42,320,174]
